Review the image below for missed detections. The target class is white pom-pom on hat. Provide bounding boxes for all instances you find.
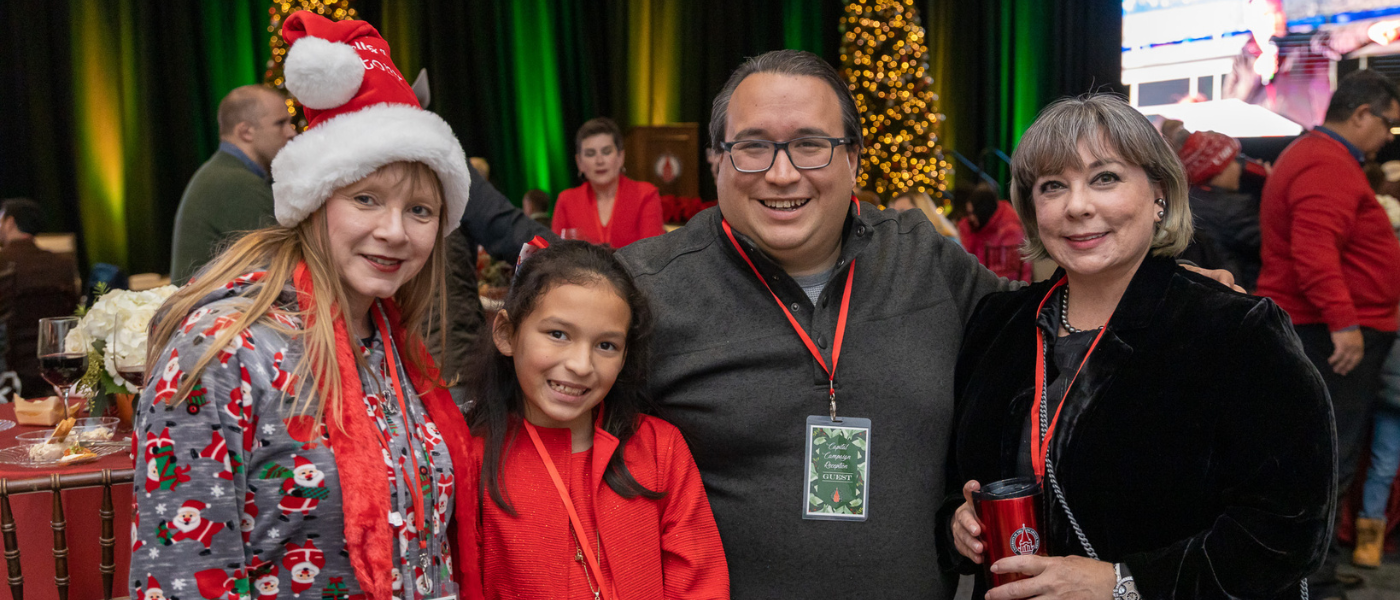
[272,10,471,234]
[284,37,364,110]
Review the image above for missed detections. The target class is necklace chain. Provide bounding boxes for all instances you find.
[1059,287,1102,334]
[573,530,602,600]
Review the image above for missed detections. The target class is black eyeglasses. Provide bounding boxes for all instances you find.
[1373,111,1400,130]
[720,137,857,173]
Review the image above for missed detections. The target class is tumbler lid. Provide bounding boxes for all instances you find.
[973,476,1041,501]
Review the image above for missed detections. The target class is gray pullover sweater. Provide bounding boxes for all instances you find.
[618,202,1008,598]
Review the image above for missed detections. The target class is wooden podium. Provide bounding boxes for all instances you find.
[623,124,700,197]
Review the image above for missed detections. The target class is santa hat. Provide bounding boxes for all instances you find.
[1177,130,1241,186]
[181,499,207,512]
[272,11,470,233]
[293,455,314,471]
[145,575,161,594]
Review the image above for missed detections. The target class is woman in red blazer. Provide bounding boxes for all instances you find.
[553,117,666,247]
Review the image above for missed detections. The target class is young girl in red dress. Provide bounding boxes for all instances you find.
[458,240,729,600]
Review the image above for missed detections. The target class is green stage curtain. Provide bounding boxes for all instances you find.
[0,0,270,275]
[926,0,1122,190]
[0,0,1116,275]
[360,0,843,204]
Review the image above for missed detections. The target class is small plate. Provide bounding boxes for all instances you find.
[0,443,125,468]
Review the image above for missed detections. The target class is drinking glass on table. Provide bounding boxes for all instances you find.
[37,316,86,419]
[111,313,146,389]
[113,350,146,389]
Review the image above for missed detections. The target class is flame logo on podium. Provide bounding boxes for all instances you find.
[1010,524,1041,556]
[654,152,682,184]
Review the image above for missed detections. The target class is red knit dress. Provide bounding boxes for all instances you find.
[458,413,729,600]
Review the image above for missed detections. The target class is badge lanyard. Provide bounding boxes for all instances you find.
[372,305,431,561]
[523,421,615,600]
[1029,279,1111,480]
[720,219,855,420]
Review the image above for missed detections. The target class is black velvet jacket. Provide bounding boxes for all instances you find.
[938,255,1335,599]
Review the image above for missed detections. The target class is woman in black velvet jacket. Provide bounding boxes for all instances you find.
[938,95,1334,600]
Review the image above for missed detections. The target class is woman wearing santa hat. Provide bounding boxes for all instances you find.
[131,10,474,599]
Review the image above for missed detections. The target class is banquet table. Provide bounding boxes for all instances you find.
[0,403,133,600]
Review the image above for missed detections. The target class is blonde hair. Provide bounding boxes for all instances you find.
[891,190,942,224]
[146,161,449,425]
[1009,94,1193,261]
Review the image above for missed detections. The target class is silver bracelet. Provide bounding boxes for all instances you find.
[1113,563,1140,600]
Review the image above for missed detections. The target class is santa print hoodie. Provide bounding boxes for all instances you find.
[131,271,472,600]
[1259,130,1400,332]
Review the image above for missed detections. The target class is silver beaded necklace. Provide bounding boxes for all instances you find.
[1059,287,1102,334]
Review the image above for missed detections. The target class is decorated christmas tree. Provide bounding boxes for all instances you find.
[839,0,948,201]
[264,0,359,127]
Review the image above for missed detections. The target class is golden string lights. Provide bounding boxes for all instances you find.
[265,0,358,126]
[840,0,948,201]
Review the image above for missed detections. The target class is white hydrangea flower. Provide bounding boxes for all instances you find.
[73,286,180,393]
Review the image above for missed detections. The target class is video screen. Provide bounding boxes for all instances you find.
[1123,0,1400,136]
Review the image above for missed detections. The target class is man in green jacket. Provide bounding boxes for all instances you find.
[170,85,296,284]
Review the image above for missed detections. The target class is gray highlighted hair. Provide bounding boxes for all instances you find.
[1009,94,1193,261]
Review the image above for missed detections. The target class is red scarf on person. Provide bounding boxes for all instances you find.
[291,263,475,599]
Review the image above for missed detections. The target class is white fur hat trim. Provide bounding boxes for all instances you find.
[284,37,365,110]
[270,103,470,233]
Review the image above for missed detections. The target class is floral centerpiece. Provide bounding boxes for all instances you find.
[64,285,179,414]
[660,195,717,225]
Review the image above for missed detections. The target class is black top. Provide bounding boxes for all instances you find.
[942,256,1335,599]
[1016,288,1098,478]
[433,163,553,382]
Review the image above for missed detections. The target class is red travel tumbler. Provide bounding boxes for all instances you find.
[972,477,1046,587]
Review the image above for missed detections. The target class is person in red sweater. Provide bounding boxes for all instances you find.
[955,184,1032,282]
[553,118,666,248]
[459,239,728,600]
[1258,69,1400,598]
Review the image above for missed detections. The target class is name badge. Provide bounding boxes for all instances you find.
[803,415,871,521]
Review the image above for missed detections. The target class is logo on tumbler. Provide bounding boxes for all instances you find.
[1010,525,1041,556]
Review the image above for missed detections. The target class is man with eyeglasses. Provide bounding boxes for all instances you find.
[1258,68,1400,599]
[615,49,1005,598]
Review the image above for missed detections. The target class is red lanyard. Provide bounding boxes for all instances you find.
[1030,278,1110,480]
[371,305,429,551]
[523,421,614,600]
[720,213,856,419]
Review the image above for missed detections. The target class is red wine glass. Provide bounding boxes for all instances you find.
[37,316,86,420]
[112,321,146,389]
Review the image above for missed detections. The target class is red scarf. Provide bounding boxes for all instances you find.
[292,263,474,599]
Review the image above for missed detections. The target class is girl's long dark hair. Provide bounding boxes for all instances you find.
[466,240,662,513]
